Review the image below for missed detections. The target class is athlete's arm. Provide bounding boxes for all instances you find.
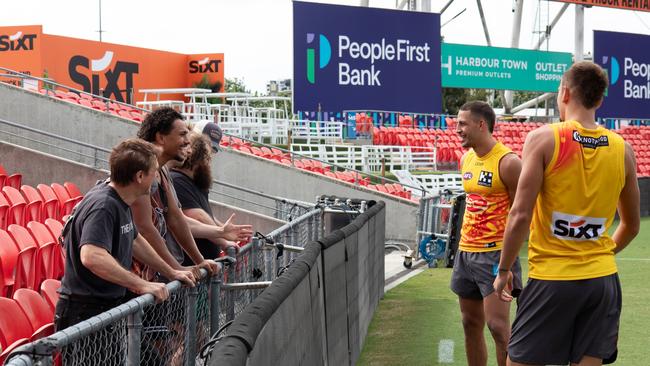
[499,153,522,205]
[183,208,239,250]
[612,142,640,254]
[494,127,553,301]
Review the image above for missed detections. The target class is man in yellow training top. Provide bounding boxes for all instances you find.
[494,61,640,366]
[451,101,523,366]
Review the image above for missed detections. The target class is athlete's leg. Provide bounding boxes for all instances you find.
[483,291,511,366]
[460,297,487,366]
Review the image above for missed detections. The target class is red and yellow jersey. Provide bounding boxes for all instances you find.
[459,142,514,252]
[528,120,626,280]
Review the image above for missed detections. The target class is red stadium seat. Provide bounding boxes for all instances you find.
[0,164,22,189]
[63,182,82,199]
[37,184,62,220]
[18,185,43,224]
[51,183,79,217]
[40,279,61,313]
[13,289,55,340]
[3,186,27,227]
[0,193,8,230]
[44,218,64,241]
[28,221,65,281]
[7,224,39,291]
[0,229,19,296]
[0,297,33,363]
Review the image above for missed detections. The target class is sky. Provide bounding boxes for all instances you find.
[1,0,649,93]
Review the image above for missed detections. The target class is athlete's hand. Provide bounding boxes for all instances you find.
[493,270,513,302]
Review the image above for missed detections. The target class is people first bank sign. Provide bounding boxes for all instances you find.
[594,30,650,119]
[293,1,441,114]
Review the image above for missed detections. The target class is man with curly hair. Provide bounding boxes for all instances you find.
[133,107,251,279]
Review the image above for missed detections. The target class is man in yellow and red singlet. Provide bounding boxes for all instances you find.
[494,61,640,366]
[451,101,523,366]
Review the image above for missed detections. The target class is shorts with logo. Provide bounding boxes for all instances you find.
[508,273,621,365]
[450,249,523,299]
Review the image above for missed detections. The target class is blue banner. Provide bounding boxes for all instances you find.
[594,30,650,119]
[293,1,441,115]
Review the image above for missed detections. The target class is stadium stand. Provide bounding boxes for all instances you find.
[39,279,60,313]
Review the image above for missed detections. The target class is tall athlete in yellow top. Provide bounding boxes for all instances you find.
[494,62,640,366]
[451,101,522,366]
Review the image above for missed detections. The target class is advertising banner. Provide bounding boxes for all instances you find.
[0,26,224,103]
[594,30,650,119]
[441,43,572,92]
[549,0,649,13]
[293,1,442,114]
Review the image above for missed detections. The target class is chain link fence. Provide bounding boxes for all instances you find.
[5,207,324,366]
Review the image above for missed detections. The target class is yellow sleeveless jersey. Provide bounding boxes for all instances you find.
[528,120,626,280]
[459,142,513,252]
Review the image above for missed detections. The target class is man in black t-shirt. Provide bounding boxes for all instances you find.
[55,139,195,331]
[170,130,242,265]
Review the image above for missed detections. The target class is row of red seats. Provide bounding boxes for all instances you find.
[366,183,413,200]
[222,137,413,200]
[0,182,81,230]
[0,220,64,297]
[0,280,60,363]
[37,89,146,123]
[0,165,22,190]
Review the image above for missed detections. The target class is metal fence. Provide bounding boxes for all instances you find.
[5,207,324,366]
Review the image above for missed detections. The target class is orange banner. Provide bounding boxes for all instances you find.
[0,26,224,103]
[551,0,650,12]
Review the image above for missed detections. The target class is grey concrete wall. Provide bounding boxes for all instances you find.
[0,141,108,190]
[209,201,285,236]
[0,82,419,242]
[212,149,418,243]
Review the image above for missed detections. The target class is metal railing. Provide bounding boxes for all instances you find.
[0,117,111,171]
[0,67,149,115]
[5,206,325,366]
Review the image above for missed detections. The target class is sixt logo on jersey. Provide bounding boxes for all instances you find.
[68,51,139,104]
[551,211,606,241]
[189,57,222,73]
[0,31,37,52]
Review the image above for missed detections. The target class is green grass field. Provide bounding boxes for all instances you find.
[358,217,650,366]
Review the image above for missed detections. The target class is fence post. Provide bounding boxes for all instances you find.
[210,272,222,336]
[185,285,198,366]
[250,237,260,302]
[127,308,144,366]
[226,246,236,321]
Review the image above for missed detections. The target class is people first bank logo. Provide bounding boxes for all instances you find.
[0,31,37,52]
[306,33,331,84]
[602,55,650,100]
[305,32,431,87]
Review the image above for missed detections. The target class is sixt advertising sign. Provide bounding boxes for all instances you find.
[441,43,572,92]
[595,30,650,119]
[293,1,441,114]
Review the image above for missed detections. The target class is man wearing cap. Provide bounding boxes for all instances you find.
[170,123,242,264]
[132,107,252,279]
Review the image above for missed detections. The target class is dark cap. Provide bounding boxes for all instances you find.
[193,121,222,152]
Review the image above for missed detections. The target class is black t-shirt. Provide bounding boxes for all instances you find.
[169,170,221,264]
[59,182,138,300]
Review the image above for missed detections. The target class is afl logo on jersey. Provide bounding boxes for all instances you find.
[463,172,473,180]
[466,193,488,214]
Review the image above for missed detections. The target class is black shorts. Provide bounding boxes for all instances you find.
[508,273,622,365]
[450,250,523,300]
